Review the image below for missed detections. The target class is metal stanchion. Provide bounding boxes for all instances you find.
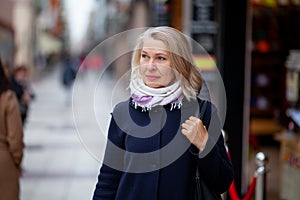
[255,152,268,200]
[222,130,268,200]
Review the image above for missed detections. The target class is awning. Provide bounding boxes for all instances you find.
[38,32,62,56]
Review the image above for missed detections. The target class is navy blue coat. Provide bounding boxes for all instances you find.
[93,98,233,200]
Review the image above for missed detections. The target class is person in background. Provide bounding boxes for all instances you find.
[9,65,34,124]
[61,51,77,105]
[93,26,233,199]
[0,59,25,200]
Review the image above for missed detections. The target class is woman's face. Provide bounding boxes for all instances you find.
[139,38,176,88]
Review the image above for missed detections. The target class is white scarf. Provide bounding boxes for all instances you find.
[129,78,183,111]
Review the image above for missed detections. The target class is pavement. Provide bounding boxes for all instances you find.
[20,63,127,200]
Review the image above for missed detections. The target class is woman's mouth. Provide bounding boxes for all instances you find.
[146,75,159,81]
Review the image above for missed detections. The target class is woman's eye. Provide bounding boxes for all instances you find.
[141,54,148,59]
[157,56,166,61]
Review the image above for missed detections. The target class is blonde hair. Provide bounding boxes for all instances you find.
[131,26,203,100]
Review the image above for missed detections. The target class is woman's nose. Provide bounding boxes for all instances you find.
[146,58,156,70]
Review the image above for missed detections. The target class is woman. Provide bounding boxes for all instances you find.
[93,26,233,199]
[0,60,25,200]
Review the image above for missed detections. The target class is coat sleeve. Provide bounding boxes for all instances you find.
[93,115,125,200]
[6,91,25,167]
[191,101,234,194]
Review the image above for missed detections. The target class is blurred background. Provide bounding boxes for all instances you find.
[1,0,300,199]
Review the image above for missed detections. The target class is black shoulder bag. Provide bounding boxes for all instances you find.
[194,100,222,200]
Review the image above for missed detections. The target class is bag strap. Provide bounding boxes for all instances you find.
[196,99,208,178]
[199,100,208,120]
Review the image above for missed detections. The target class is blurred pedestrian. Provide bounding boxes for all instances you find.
[61,52,77,104]
[0,59,25,200]
[9,65,34,125]
[93,26,233,199]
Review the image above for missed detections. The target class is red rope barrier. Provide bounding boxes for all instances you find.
[229,181,240,200]
[242,176,257,200]
[227,150,257,200]
[228,176,257,200]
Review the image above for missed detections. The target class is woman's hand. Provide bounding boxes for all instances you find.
[181,116,208,152]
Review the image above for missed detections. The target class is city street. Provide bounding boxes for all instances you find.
[1,0,293,199]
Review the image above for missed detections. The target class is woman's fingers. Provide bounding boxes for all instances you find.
[181,116,208,151]
[181,117,201,132]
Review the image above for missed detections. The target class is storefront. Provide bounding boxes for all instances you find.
[0,25,14,69]
[250,1,300,199]
[0,0,14,68]
[250,2,300,136]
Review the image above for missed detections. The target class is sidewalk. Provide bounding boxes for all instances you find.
[20,64,121,200]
